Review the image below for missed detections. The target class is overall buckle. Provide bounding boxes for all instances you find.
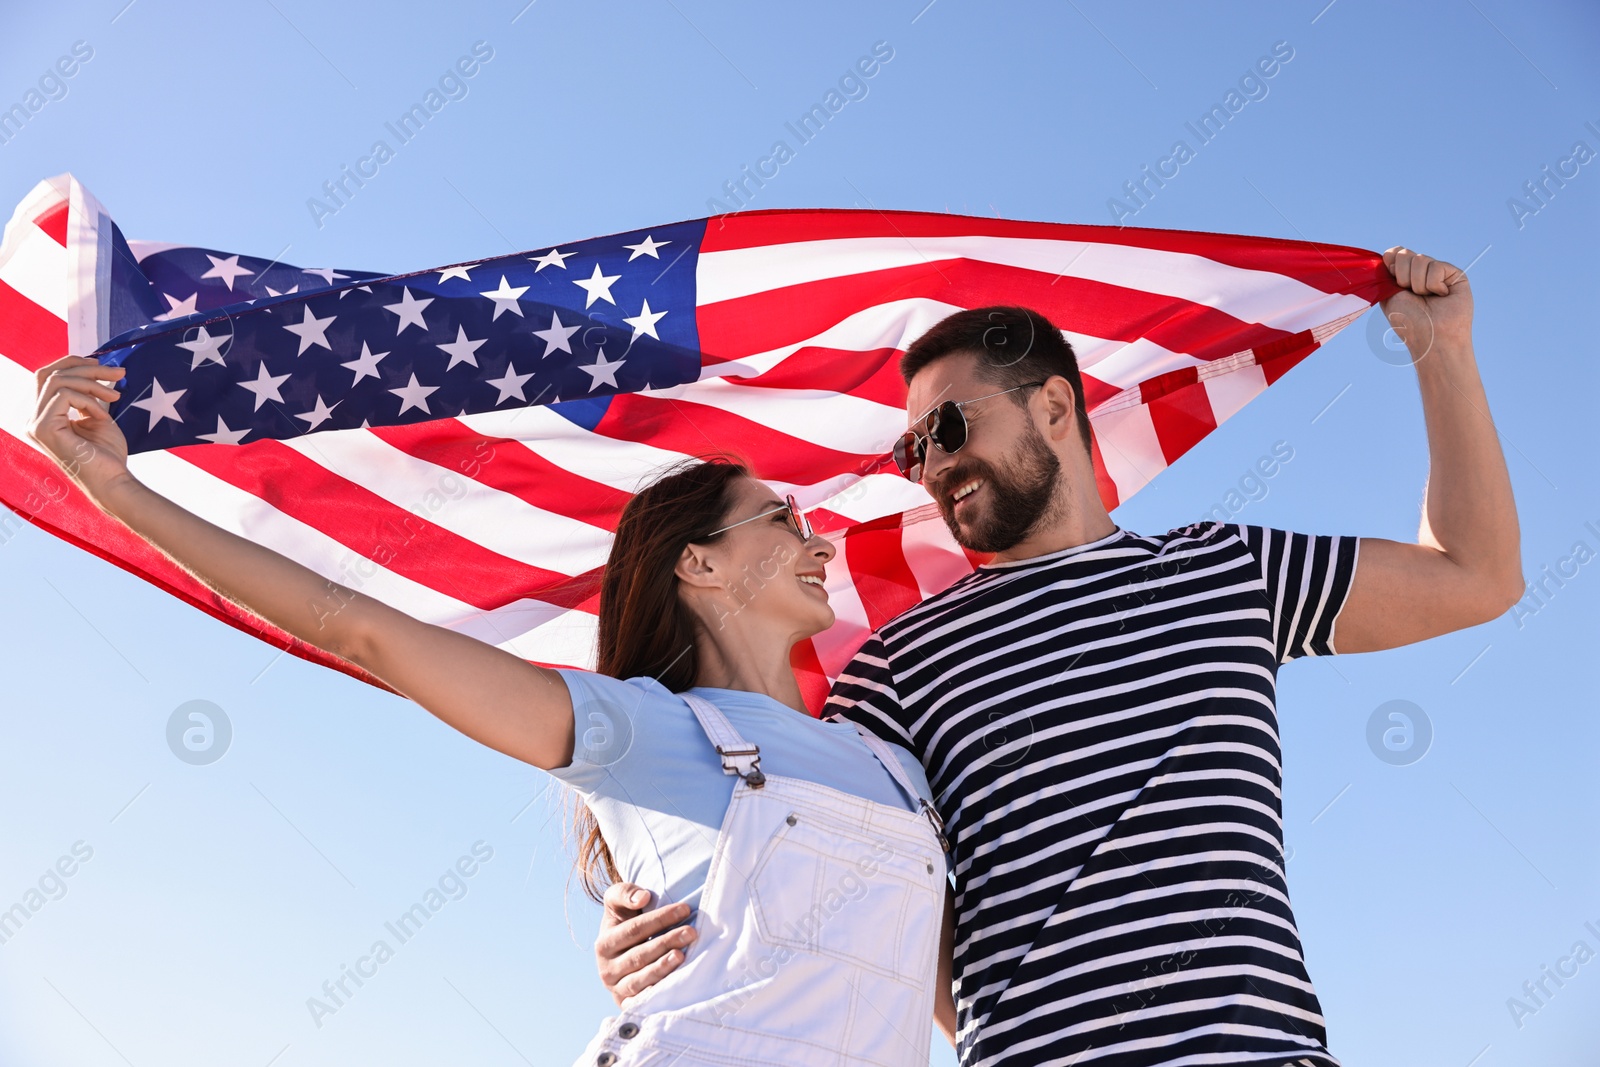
[715,744,766,789]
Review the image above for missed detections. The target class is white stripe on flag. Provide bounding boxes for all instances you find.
[461,406,707,495]
[461,404,908,522]
[1202,363,1268,427]
[1075,335,1205,389]
[0,352,51,444]
[691,295,1238,398]
[480,599,599,667]
[698,297,964,379]
[126,448,600,664]
[126,449,481,623]
[902,511,975,601]
[698,235,1371,330]
[640,378,904,457]
[281,428,613,578]
[0,222,69,320]
[811,472,933,526]
[125,240,186,263]
[811,534,873,678]
[1090,402,1168,502]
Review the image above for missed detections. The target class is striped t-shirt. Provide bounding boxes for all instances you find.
[824,520,1359,1067]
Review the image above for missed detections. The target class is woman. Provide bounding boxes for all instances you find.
[30,355,956,1066]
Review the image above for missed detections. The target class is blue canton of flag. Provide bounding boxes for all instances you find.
[99,220,707,452]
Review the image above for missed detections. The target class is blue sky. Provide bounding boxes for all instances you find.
[1,2,1596,1065]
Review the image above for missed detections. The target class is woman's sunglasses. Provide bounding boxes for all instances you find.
[706,494,815,541]
[892,382,1047,483]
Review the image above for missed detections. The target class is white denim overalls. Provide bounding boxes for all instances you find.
[570,693,950,1067]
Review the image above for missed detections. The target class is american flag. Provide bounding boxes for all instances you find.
[0,174,1398,711]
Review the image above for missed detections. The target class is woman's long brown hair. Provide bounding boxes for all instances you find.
[571,457,749,902]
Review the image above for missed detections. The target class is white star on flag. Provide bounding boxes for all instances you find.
[238,362,291,411]
[580,347,625,390]
[530,247,572,271]
[155,292,198,321]
[436,263,477,282]
[265,284,301,297]
[295,394,340,430]
[623,235,671,260]
[437,326,487,370]
[176,326,230,369]
[622,298,667,342]
[128,378,186,430]
[485,361,535,404]
[389,372,439,415]
[573,264,621,308]
[533,312,580,356]
[200,253,254,290]
[196,416,251,445]
[480,275,530,320]
[282,305,336,355]
[302,267,350,285]
[340,341,388,385]
[383,287,434,334]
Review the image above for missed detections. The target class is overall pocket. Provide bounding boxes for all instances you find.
[746,809,939,986]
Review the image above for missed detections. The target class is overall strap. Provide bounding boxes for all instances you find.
[681,692,766,789]
[827,715,950,853]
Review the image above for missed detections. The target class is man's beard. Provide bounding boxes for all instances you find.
[935,428,1062,554]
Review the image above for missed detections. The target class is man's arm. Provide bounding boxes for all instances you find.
[1332,247,1524,654]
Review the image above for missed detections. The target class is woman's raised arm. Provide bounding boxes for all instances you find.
[29,356,576,769]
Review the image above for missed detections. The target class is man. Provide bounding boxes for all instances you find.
[592,247,1523,1066]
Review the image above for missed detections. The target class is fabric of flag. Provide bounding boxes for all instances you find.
[0,174,1400,712]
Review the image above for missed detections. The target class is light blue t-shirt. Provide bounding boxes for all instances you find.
[550,669,943,914]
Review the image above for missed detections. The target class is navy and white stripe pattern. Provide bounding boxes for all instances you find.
[825,520,1360,1067]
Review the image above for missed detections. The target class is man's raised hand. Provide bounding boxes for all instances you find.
[594,881,697,1007]
[1379,247,1473,362]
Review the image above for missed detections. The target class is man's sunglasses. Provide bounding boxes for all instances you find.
[892,382,1047,483]
[706,494,815,541]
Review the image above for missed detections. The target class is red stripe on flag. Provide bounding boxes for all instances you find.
[34,202,69,247]
[720,345,909,411]
[0,280,69,371]
[171,438,596,611]
[843,517,923,632]
[1145,375,1219,467]
[370,420,632,532]
[698,259,1296,371]
[1261,343,1319,385]
[703,209,1397,299]
[594,393,875,487]
[789,637,829,717]
[1078,372,1122,419]
[1089,430,1121,513]
[1252,331,1320,386]
[1140,365,1200,405]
